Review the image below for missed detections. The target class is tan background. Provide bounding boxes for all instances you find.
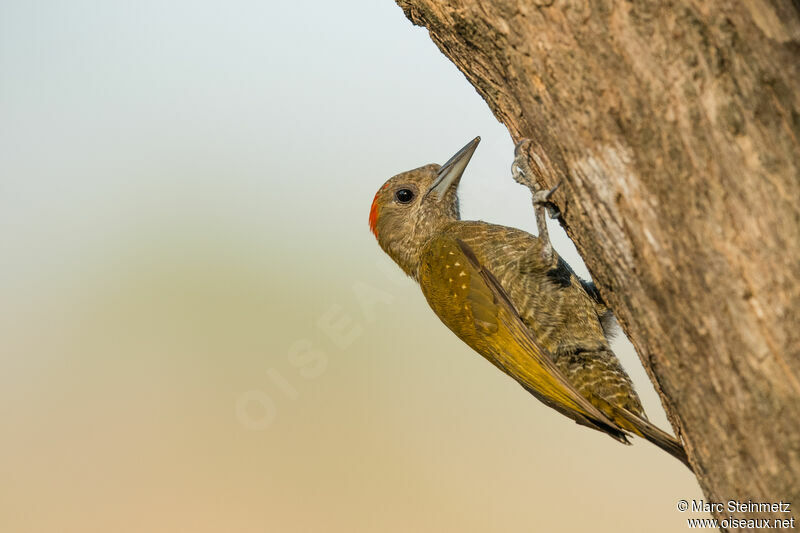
[0,1,701,531]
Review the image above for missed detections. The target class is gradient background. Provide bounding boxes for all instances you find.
[1,1,703,531]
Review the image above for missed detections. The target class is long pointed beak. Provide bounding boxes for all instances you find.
[425,136,480,200]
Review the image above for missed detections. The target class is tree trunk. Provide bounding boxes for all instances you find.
[395,0,800,526]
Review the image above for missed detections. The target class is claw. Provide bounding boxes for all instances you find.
[532,181,561,205]
[511,139,536,188]
[514,138,532,157]
[512,138,560,265]
[532,181,563,221]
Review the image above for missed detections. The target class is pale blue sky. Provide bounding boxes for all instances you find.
[1,0,588,277]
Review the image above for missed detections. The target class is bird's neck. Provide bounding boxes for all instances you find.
[385,217,457,281]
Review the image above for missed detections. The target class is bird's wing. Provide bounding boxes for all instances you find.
[418,235,630,443]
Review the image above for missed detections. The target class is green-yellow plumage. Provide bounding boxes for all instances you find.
[369,137,690,468]
[419,233,627,440]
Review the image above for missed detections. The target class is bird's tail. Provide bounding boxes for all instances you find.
[607,403,693,471]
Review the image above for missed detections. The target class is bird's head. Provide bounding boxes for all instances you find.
[369,137,480,278]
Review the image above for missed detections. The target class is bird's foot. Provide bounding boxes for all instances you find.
[532,182,563,221]
[511,139,536,188]
[512,138,561,264]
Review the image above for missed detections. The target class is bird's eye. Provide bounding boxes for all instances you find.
[394,188,415,204]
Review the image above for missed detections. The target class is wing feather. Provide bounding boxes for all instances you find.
[418,234,629,443]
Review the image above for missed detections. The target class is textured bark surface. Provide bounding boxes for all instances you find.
[395,0,800,525]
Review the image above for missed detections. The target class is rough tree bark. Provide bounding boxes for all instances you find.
[394,0,800,526]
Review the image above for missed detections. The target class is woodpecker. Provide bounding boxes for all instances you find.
[369,137,690,468]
